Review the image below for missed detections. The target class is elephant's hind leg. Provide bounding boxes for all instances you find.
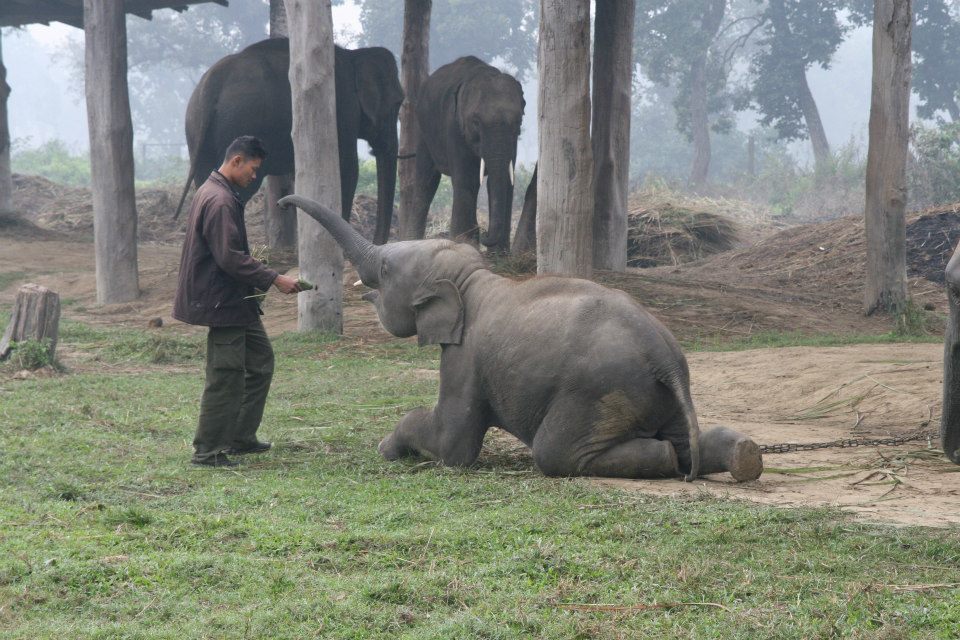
[531,396,679,479]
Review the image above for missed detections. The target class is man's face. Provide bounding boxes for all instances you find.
[234,157,262,188]
[224,155,262,189]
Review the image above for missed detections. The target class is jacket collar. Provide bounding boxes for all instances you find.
[209,170,243,204]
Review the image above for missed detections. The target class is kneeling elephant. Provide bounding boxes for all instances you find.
[281,194,763,482]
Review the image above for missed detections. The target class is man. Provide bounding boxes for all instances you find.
[173,135,303,467]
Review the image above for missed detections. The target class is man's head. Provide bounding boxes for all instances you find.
[218,136,267,189]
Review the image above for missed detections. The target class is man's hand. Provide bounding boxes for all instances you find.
[273,274,303,294]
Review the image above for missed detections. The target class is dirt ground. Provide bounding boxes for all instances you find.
[3,182,959,527]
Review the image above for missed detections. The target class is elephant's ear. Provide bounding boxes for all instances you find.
[412,279,464,346]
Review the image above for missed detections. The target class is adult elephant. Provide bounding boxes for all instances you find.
[282,193,765,483]
[404,57,524,254]
[943,248,960,464]
[175,38,404,245]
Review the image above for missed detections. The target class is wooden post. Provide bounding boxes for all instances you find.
[286,0,344,333]
[264,0,297,250]
[864,0,911,315]
[398,0,432,240]
[84,0,140,304]
[591,0,634,272]
[0,284,61,363]
[0,31,13,213]
[537,0,593,276]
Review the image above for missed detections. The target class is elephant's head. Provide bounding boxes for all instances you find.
[457,70,525,250]
[355,47,405,245]
[279,194,484,345]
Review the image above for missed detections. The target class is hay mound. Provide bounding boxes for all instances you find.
[627,206,740,268]
[686,203,960,297]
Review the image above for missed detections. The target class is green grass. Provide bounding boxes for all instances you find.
[2,322,960,638]
[683,329,943,352]
[0,271,27,292]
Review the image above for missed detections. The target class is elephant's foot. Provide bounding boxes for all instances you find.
[378,408,431,460]
[698,426,763,482]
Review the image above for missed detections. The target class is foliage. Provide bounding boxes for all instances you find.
[894,299,934,338]
[358,0,538,78]
[7,338,55,370]
[735,137,866,219]
[908,120,960,209]
[2,322,960,637]
[907,0,960,121]
[634,0,737,143]
[11,140,91,187]
[56,0,270,142]
[737,0,852,144]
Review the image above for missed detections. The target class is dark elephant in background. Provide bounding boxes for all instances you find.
[282,193,765,483]
[943,248,960,463]
[175,38,404,245]
[404,56,524,253]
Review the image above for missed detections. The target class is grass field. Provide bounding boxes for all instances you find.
[2,322,960,639]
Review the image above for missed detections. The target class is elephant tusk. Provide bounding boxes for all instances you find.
[509,160,515,185]
[479,158,485,186]
[353,279,363,287]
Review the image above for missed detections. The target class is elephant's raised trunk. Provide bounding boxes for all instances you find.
[480,156,515,251]
[373,146,398,246]
[278,194,381,287]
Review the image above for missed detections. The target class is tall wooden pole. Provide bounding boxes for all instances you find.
[591,0,634,272]
[264,0,297,250]
[84,0,139,304]
[0,31,13,213]
[398,0,431,240]
[286,0,344,332]
[864,0,911,315]
[537,0,593,276]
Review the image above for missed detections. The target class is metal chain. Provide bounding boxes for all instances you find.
[759,430,938,454]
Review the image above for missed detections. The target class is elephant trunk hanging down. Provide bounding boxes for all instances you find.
[281,193,765,483]
[175,39,404,246]
[403,56,524,254]
[943,249,960,464]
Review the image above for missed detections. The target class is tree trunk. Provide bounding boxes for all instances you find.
[286,0,344,332]
[768,0,831,169]
[84,0,139,304]
[864,0,911,316]
[797,68,831,168]
[398,0,431,240]
[0,31,13,213]
[513,163,537,254]
[537,0,593,277]
[264,0,296,250]
[0,284,61,363]
[688,0,725,190]
[591,0,634,272]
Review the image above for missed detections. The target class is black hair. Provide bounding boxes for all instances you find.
[223,135,267,162]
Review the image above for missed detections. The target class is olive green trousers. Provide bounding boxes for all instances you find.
[192,320,275,461]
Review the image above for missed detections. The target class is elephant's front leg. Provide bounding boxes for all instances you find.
[449,157,481,245]
[379,350,489,466]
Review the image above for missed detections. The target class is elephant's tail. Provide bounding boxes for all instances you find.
[660,372,701,482]
[173,162,196,222]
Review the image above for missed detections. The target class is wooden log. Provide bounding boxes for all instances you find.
[0,284,61,362]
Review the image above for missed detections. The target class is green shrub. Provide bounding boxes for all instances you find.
[9,338,55,370]
[12,139,91,187]
[909,120,960,208]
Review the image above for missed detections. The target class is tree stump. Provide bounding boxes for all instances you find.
[0,283,61,361]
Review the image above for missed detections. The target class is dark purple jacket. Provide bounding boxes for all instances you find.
[173,171,279,327]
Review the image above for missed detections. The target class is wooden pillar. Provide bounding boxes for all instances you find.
[286,0,344,332]
[864,0,911,315]
[0,31,13,213]
[398,0,432,240]
[84,0,139,304]
[537,0,593,277]
[264,0,297,250]
[591,0,634,272]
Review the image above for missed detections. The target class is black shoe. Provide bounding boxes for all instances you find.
[191,453,239,467]
[226,440,272,455]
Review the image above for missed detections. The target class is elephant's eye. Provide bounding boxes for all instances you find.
[380,260,388,278]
